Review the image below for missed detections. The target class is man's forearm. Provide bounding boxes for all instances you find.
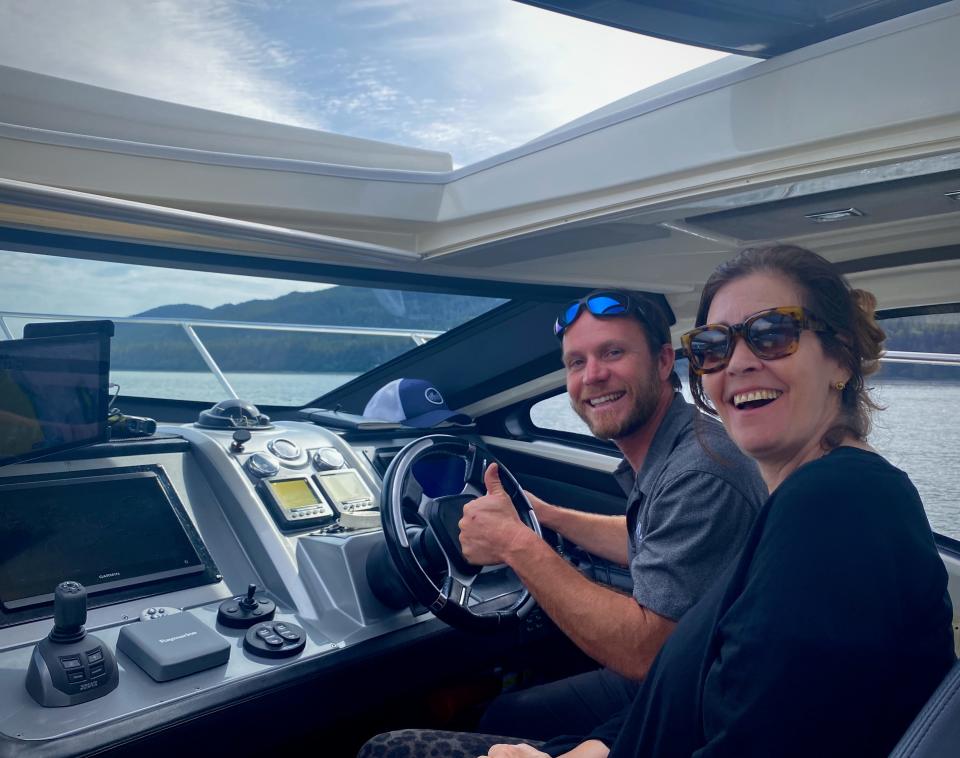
[538,504,629,566]
[505,531,674,680]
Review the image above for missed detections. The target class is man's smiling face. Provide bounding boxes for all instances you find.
[562,313,664,441]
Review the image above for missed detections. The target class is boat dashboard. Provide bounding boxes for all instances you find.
[0,412,549,757]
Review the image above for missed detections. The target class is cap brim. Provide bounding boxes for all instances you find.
[402,410,472,428]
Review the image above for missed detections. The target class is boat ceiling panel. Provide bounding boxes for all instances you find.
[516,0,952,57]
[688,170,960,241]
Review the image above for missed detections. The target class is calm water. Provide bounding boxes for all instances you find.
[113,370,960,541]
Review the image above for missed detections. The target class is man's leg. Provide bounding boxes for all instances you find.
[477,668,639,741]
[357,729,544,758]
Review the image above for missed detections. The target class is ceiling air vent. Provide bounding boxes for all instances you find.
[804,208,865,223]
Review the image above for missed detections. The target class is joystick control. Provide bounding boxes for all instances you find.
[50,580,87,642]
[217,583,276,628]
[25,581,119,707]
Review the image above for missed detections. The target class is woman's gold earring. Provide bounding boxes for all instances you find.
[834,381,846,391]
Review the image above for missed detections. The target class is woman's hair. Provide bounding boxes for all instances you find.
[689,244,886,449]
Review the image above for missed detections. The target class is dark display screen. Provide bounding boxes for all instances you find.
[0,471,204,610]
[0,333,109,467]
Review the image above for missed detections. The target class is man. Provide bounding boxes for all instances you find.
[458,289,767,740]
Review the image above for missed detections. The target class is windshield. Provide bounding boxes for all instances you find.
[0,251,504,406]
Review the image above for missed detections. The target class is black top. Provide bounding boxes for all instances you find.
[545,447,955,757]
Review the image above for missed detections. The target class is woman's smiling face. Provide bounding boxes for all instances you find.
[701,272,848,488]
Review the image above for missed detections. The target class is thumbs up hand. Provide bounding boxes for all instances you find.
[459,463,534,566]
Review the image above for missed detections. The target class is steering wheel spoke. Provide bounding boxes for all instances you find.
[462,442,489,497]
[400,474,425,512]
[433,573,474,613]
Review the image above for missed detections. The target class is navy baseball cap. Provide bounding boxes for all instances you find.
[362,378,472,428]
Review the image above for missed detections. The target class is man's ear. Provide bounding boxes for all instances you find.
[658,343,675,382]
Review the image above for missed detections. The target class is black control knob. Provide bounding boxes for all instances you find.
[50,581,87,644]
[217,583,276,628]
[231,429,252,452]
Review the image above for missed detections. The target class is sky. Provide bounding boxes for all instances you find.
[0,0,727,318]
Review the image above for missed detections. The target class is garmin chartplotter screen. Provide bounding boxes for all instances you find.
[0,469,207,610]
[0,332,110,467]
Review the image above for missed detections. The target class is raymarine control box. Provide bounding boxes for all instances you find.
[117,613,230,682]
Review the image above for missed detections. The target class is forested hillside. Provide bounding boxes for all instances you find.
[878,312,960,380]
[111,287,504,371]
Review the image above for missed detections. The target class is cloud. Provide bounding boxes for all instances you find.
[0,0,319,128]
[316,0,729,165]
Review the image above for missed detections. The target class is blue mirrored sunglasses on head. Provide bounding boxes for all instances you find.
[554,291,634,338]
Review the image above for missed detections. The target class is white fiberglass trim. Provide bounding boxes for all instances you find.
[0,122,452,186]
[481,437,620,474]
[462,370,567,419]
[0,178,420,262]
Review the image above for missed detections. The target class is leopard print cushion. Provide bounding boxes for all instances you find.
[356,729,544,758]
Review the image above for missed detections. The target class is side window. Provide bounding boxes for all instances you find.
[872,312,960,542]
[529,393,591,435]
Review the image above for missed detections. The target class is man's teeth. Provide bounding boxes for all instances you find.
[588,392,625,407]
[733,389,782,409]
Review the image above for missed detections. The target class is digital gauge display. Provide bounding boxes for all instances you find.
[315,469,375,512]
[266,478,321,510]
[256,476,335,531]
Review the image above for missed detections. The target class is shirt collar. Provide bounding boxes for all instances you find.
[616,393,694,499]
[637,393,694,495]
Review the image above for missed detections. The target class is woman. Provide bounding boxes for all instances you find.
[359,245,954,758]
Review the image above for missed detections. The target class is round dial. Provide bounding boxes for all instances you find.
[313,447,345,471]
[267,438,301,461]
[246,452,280,478]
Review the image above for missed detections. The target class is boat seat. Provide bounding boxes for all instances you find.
[889,658,960,757]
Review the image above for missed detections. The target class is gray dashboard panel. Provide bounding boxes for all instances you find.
[0,420,441,755]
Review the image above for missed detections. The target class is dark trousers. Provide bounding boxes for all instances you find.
[477,667,640,741]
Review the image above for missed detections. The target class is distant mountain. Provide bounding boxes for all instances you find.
[111,287,505,371]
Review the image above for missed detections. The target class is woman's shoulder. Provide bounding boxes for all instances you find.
[771,447,919,526]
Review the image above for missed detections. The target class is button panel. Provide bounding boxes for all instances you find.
[243,621,306,658]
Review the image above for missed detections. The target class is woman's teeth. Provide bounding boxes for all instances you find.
[733,389,782,410]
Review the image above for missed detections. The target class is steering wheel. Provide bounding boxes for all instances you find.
[379,435,541,632]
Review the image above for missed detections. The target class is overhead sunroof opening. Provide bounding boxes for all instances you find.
[0,0,733,168]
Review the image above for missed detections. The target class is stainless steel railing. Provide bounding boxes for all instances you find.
[0,311,442,399]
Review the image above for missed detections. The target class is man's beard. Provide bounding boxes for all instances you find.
[572,366,661,441]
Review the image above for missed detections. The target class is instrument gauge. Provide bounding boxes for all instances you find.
[267,438,301,461]
[313,448,345,471]
[246,453,280,478]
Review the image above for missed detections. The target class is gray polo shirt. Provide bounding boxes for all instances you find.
[613,394,767,621]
